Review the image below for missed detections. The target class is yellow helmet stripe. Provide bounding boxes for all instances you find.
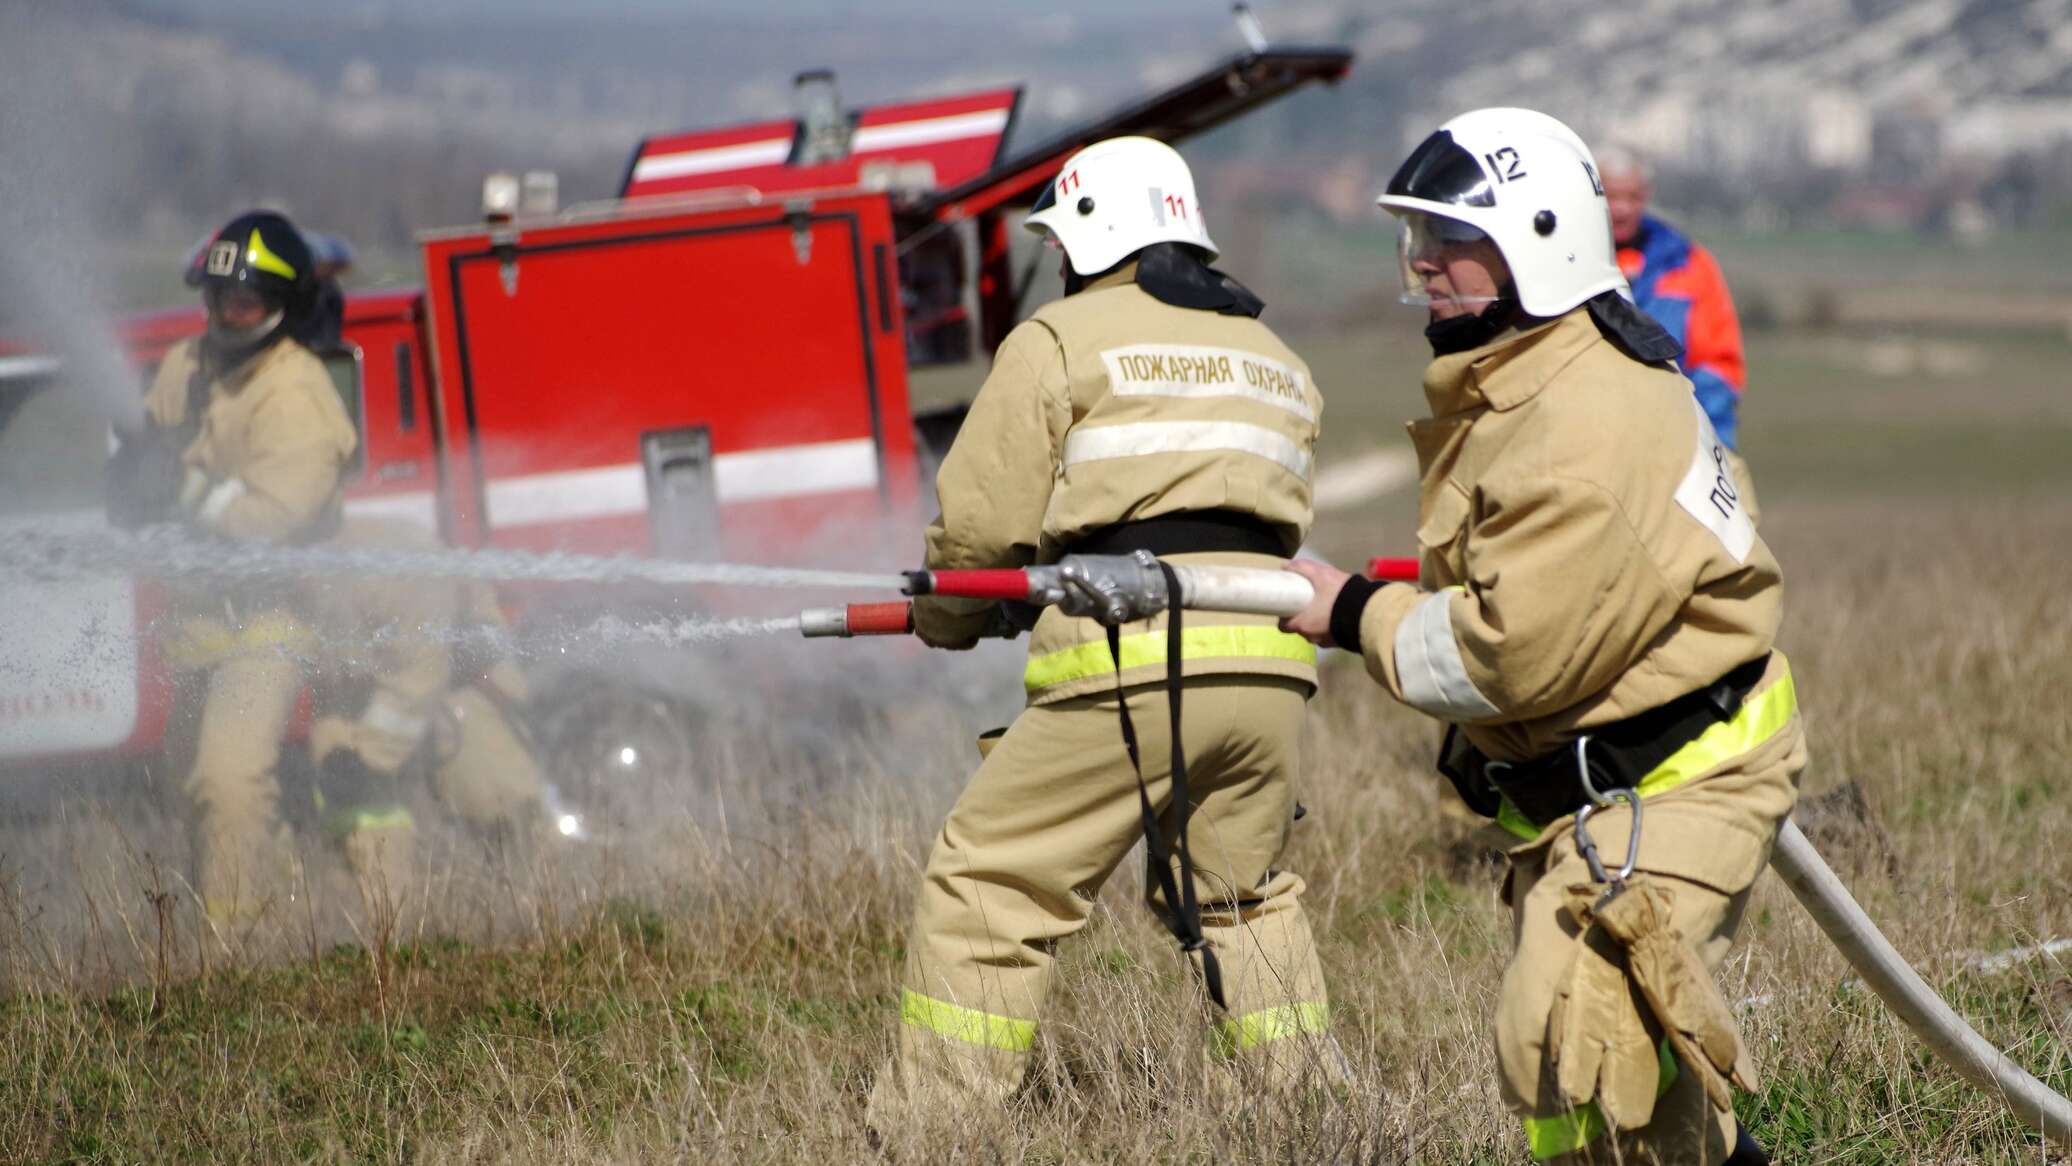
[244,227,299,281]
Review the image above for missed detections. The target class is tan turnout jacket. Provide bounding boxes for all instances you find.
[920,265,1323,704]
[144,337,357,544]
[1354,307,1778,761]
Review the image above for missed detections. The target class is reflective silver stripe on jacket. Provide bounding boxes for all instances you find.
[1061,420,1311,481]
[1394,588,1500,721]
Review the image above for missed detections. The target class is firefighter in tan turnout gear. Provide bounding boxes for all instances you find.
[113,210,544,923]
[870,137,1341,1122]
[1281,110,1798,1166]
[118,209,357,921]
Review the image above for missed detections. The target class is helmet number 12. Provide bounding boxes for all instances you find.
[1484,147,1525,183]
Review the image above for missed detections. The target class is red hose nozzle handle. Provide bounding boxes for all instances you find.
[903,568,1033,601]
[1366,557,1419,583]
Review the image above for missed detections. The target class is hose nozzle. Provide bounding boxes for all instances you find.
[798,602,915,637]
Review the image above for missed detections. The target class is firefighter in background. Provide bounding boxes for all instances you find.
[114,209,545,922]
[870,137,1340,1122]
[1279,110,1799,1165]
[1599,143,1758,520]
[293,230,354,352]
[115,209,358,920]
[298,517,549,895]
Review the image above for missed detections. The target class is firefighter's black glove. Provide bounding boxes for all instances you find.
[996,600,1040,635]
[912,595,989,651]
[104,431,186,529]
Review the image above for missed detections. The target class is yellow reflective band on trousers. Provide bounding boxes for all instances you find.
[899,990,1037,1054]
[1496,658,1799,842]
[1524,1040,1679,1159]
[1023,625,1317,693]
[1207,1001,1329,1059]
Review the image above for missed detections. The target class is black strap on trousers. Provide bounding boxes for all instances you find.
[1105,559,1227,1011]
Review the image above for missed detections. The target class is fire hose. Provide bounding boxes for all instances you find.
[797,554,1422,637]
[800,552,2072,1145]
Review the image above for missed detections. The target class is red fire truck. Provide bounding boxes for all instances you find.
[0,43,1353,810]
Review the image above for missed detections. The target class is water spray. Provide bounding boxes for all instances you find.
[0,524,903,593]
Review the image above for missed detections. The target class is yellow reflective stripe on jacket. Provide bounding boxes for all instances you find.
[1523,1040,1678,1158]
[899,990,1036,1053]
[1496,658,1799,841]
[1207,1001,1329,1059]
[1024,625,1317,693]
[162,612,318,670]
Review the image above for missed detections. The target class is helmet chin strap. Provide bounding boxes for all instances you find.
[1424,285,1519,355]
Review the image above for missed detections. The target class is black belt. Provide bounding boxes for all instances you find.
[1064,509,1287,558]
[1438,654,1770,829]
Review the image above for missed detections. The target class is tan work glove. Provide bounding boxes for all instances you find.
[1565,877,1758,1116]
[1546,911,1665,1130]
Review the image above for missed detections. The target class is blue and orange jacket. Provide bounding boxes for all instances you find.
[1618,213,1747,449]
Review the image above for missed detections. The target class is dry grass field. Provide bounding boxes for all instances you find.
[4,314,2070,1163]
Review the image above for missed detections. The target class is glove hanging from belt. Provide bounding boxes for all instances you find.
[1558,875,1758,1119]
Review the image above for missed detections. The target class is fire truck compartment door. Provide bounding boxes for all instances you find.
[429,210,891,550]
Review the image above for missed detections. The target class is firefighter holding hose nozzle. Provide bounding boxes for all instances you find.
[1278,109,1796,1165]
[868,136,1345,1128]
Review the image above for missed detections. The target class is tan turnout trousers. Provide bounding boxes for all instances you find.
[1496,658,1804,1164]
[181,643,306,921]
[874,676,1336,1117]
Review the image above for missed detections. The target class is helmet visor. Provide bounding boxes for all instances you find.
[1394,212,1503,307]
[1385,130,1495,209]
[1029,174,1059,215]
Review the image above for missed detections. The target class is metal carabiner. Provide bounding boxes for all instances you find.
[1574,734,1612,806]
[1573,788,1643,888]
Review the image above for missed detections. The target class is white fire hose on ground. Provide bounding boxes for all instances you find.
[1769,821,2072,1143]
[802,553,2072,1145]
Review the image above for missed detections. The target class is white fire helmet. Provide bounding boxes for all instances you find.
[1375,108,1627,319]
[1024,136,1218,277]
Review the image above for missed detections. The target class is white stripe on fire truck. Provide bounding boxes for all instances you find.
[487,464,647,527]
[0,355,62,381]
[344,491,440,531]
[482,439,882,527]
[632,137,794,183]
[711,437,880,503]
[851,109,1012,153]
